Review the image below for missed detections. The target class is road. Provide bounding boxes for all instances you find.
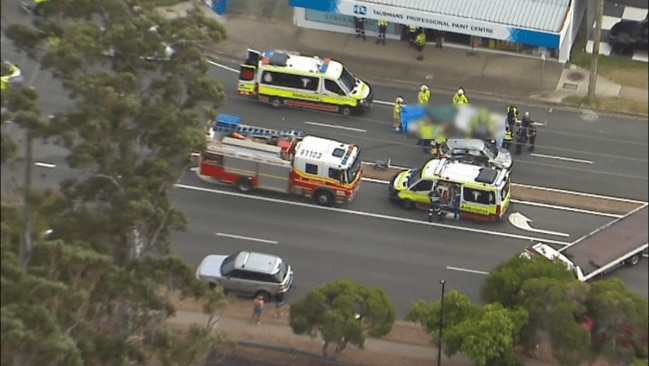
[2,18,647,315]
[171,171,647,315]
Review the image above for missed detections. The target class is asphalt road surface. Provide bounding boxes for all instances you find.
[2,17,647,315]
[172,171,647,315]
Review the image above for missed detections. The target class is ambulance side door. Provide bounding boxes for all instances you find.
[408,179,435,203]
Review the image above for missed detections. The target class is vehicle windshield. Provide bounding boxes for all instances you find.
[408,168,422,187]
[484,142,499,158]
[337,67,357,94]
[273,262,289,283]
[220,254,236,276]
[345,153,362,183]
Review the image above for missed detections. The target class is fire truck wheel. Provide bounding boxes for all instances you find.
[624,254,640,266]
[400,200,415,210]
[340,106,352,117]
[236,177,254,193]
[270,98,283,109]
[314,190,335,207]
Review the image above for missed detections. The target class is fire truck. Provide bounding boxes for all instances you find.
[197,114,363,206]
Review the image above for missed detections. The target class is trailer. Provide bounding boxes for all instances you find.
[523,205,648,282]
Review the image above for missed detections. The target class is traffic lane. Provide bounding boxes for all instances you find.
[170,185,536,315]
[612,259,649,300]
[0,159,77,192]
[177,172,613,248]
[510,154,648,201]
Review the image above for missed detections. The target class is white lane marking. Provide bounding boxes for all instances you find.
[530,153,594,165]
[362,177,389,184]
[509,200,622,218]
[175,183,571,246]
[361,161,408,170]
[34,162,56,168]
[207,60,239,73]
[446,266,490,275]
[216,232,278,244]
[373,100,395,106]
[508,212,570,237]
[305,121,366,133]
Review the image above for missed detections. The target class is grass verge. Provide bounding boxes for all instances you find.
[563,95,648,116]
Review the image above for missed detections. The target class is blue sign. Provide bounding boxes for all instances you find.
[509,28,559,49]
[353,5,367,16]
[289,0,339,12]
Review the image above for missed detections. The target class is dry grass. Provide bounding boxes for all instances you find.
[563,95,649,116]
[603,67,649,90]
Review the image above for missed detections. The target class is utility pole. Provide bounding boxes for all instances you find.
[587,0,604,105]
[437,280,447,366]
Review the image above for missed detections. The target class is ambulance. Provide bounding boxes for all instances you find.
[237,49,373,116]
[388,158,511,222]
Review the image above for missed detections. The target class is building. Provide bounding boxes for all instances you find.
[289,0,587,62]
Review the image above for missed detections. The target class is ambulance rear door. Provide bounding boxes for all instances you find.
[238,49,260,96]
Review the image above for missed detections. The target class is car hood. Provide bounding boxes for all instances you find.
[196,254,228,279]
[494,148,513,169]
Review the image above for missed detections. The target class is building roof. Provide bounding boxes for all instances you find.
[360,0,570,32]
[295,136,358,168]
[260,50,344,79]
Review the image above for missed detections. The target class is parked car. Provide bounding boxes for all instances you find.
[196,251,294,301]
[608,16,648,54]
[441,138,513,170]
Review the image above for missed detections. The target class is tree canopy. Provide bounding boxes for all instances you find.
[289,279,396,358]
[4,0,227,262]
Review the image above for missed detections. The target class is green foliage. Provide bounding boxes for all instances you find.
[407,292,527,366]
[3,0,227,262]
[481,255,576,308]
[548,321,591,366]
[289,279,396,358]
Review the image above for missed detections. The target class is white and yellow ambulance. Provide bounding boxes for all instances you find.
[388,158,511,222]
[237,49,373,116]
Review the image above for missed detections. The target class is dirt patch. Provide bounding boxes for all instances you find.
[361,165,643,215]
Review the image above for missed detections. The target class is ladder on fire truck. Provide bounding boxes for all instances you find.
[211,114,305,140]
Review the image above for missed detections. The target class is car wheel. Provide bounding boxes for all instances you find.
[270,98,283,109]
[314,190,335,207]
[624,254,640,266]
[254,290,272,303]
[401,200,415,210]
[340,106,352,117]
[236,177,253,193]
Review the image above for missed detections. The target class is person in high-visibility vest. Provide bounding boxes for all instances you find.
[376,20,388,45]
[415,31,426,61]
[393,97,404,132]
[502,126,513,150]
[452,88,469,104]
[418,84,431,105]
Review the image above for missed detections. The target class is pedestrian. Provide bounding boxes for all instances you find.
[514,121,525,155]
[418,84,431,105]
[428,187,444,222]
[415,30,426,61]
[527,121,537,152]
[377,20,388,45]
[407,25,418,47]
[393,97,404,132]
[452,88,469,104]
[274,286,286,318]
[434,30,445,48]
[354,17,366,41]
[252,295,265,325]
[502,126,513,150]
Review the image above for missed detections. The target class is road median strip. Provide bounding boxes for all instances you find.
[360,163,645,215]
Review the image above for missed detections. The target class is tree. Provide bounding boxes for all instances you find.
[289,279,396,358]
[3,0,227,262]
[585,278,648,362]
[407,291,527,366]
[1,190,230,366]
[481,255,577,308]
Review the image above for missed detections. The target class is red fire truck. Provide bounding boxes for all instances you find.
[197,114,363,206]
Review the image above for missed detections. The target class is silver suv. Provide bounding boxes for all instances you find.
[442,139,513,170]
[196,251,294,301]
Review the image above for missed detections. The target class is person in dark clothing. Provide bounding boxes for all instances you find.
[434,30,445,48]
[274,285,286,318]
[428,187,444,222]
[354,17,366,41]
[377,20,388,45]
[527,121,537,152]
